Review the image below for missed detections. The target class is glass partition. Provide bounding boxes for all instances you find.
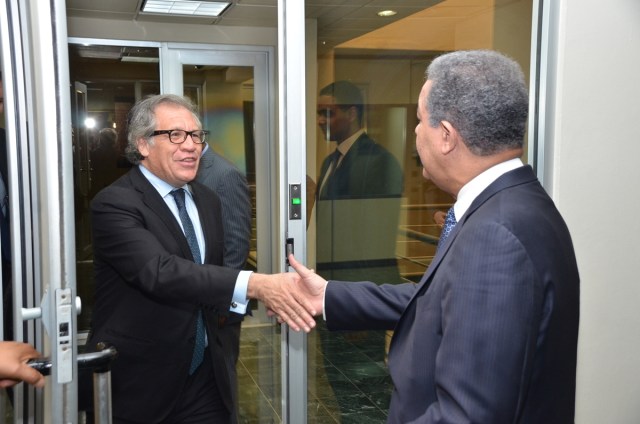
[306,1,533,422]
[68,42,161,333]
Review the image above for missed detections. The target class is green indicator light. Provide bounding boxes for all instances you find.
[291,198,301,205]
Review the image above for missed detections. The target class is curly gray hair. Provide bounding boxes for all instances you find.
[125,94,202,164]
[425,50,528,156]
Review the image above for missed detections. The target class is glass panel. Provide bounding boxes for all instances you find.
[182,63,257,273]
[68,43,160,333]
[306,1,533,422]
[182,63,282,422]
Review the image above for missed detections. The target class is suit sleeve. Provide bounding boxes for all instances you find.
[91,185,240,311]
[214,168,252,270]
[325,281,417,331]
[416,221,542,423]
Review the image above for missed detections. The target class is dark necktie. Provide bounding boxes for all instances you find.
[319,150,342,198]
[171,188,206,375]
[437,207,457,250]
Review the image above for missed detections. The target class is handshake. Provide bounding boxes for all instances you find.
[247,254,328,333]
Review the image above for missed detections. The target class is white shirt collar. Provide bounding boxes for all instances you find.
[336,129,365,157]
[138,164,191,199]
[453,158,524,221]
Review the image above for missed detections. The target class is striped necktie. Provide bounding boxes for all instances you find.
[171,188,206,375]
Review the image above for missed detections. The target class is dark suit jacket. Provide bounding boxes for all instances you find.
[89,166,241,423]
[0,129,7,184]
[324,166,580,423]
[196,147,252,270]
[0,129,9,263]
[317,133,403,200]
[316,134,404,283]
[1,129,12,341]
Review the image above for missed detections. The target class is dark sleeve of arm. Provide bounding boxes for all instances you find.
[91,187,239,310]
[324,281,416,331]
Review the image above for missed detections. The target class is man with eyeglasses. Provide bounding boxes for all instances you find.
[87,94,315,423]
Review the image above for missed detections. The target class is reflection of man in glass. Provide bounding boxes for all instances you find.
[315,81,403,419]
[316,80,403,283]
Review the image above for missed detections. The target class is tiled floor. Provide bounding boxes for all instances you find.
[237,321,392,423]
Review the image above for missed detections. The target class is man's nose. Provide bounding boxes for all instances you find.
[180,135,198,150]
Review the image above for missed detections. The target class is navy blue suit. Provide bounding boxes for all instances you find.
[324,166,580,423]
[196,147,251,270]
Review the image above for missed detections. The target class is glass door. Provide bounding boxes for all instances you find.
[302,0,534,422]
[67,39,161,336]
[1,0,79,422]
[67,38,282,423]
[162,43,282,422]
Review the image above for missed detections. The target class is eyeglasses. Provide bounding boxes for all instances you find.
[151,129,208,144]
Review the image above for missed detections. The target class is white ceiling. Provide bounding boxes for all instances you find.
[65,0,496,54]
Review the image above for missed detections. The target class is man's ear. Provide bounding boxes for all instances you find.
[137,138,150,158]
[440,121,457,155]
[347,105,359,123]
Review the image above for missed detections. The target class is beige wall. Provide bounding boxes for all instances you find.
[547,0,640,422]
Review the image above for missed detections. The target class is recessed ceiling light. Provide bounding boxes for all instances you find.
[141,0,231,17]
[377,10,397,17]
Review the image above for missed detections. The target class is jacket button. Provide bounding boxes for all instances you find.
[231,302,237,308]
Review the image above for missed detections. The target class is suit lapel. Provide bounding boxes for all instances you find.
[335,134,369,175]
[129,166,193,260]
[390,166,538,356]
[414,165,537,293]
[323,134,370,196]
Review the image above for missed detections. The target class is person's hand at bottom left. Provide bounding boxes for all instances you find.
[0,341,46,388]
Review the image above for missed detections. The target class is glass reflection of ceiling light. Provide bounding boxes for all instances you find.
[85,117,97,129]
[377,10,397,17]
[141,1,231,17]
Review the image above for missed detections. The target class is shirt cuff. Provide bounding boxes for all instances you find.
[322,281,328,321]
[230,270,252,314]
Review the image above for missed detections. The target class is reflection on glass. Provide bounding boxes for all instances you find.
[315,80,403,283]
[183,63,277,423]
[183,64,257,271]
[308,1,533,422]
[69,43,160,333]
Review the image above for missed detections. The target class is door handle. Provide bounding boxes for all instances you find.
[28,342,118,376]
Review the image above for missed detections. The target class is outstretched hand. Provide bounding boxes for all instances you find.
[247,270,317,333]
[0,341,46,388]
[286,254,327,317]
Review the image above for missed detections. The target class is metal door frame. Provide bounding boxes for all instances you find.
[160,41,277,281]
[1,0,78,422]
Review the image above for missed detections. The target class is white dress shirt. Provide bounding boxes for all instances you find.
[139,164,250,314]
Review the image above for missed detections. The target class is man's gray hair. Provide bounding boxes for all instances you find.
[425,50,529,156]
[125,94,201,164]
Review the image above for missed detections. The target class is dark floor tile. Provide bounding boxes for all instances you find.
[339,408,387,424]
[307,398,339,424]
[238,320,393,423]
[238,392,280,424]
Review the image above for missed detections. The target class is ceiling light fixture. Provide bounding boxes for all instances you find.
[141,0,231,17]
[377,10,397,17]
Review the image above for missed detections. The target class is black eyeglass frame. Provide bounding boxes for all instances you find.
[150,129,209,144]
